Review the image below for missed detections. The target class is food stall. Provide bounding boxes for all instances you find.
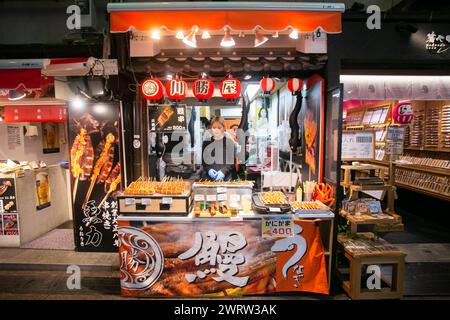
[102,1,344,296]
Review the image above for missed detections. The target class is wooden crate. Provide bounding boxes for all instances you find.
[337,233,405,300]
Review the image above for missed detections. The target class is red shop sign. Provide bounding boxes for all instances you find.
[141,78,164,101]
[3,105,67,123]
[193,78,214,102]
[220,77,241,101]
[165,79,187,101]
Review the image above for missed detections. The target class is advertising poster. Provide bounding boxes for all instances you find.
[341,131,375,160]
[149,104,187,132]
[0,178,18,214]
[42,122,60,154]
[3,214,18,235]
[68,102,122,252]
[300,76,324,182]
[118,219,328,297]
[35,172,51,210]
[0,216,3,235]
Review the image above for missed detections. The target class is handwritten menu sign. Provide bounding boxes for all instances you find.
[341,131,375,160]
[7,125,21,146]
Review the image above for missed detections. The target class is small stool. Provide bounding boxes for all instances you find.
[337,233,406,300]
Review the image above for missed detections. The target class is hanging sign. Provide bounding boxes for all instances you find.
[220,77,241,101]
[141,78,164,101]
[341,131,375,160]
[260,77,276,95]
[287,78,303,95]
[426,31,450,55]
[193,78,214,102]
[149,104,187,132]
[165,79,187,101]
[392,102,414,125]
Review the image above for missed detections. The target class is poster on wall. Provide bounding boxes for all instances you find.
[300,75,325,183]
[35,172,51,210]
[68,102,122,252]
[42,122,60,154]
[0,177,18,237]
[118,219,328,297]
[149,104,187,132]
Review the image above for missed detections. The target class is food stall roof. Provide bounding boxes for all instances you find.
[107,1,344,34]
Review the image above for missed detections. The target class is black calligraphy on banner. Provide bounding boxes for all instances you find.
[68,102,122,252]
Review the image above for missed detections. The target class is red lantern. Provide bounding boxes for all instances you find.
[392,102,414,125]
[260,77,276,94]
[193,78,214,102]
[287,78,303,95]
[165,79,187,101]
[220,77,241,101]
[141,78,164,101]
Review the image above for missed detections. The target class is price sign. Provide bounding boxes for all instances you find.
[206,194,217,202]
[217,187,227,194]
[162,197,173,204]
[261,215,294,238]
[217,193,228,201]
[141,198,151,206]
[194,194,205,202]
[124,198,135,206]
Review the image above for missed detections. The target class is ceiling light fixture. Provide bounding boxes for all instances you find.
[175,31,184,39]
[182,25,198,48]
[151,29,161,40]
[201,30,211,39]
[254,28,269,47]
[289,28,299,40]
[244,74,252,80]
[166,73,173,80]
[221,27,235,47]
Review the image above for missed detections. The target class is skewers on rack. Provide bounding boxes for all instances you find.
[124,176,187,195]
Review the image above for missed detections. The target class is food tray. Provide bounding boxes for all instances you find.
[252,193,290,214]
[291,200,331,215]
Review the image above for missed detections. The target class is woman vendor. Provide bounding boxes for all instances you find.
[200,116,236,181]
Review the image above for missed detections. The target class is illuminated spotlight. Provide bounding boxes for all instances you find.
[201,30,211,39]
[8,88,26,101]
[151,29,161,40]
[289,28,299,40]
[254,28,269,47]
[166,73,173,80]
[244,74,252,80]
[71,96,85,110]
[182,25,198,48]
[175,31,184,40]
[201,72,207,78]
[220,27,235,47]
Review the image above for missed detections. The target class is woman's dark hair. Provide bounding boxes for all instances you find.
[230,124,238,129]
[258,107,268,119]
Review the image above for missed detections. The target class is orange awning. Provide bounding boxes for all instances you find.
[108,2,344,34]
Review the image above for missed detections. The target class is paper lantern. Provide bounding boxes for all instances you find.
[260,77,276,94]
[141,78,164,101]
[220,77,241,101]
[165,79,187,101]
[392,102,414,124]
[193,78,214,102]
[287,78,303,95]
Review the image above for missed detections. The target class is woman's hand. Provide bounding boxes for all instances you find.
[215,171,225,181]
[208,169,218,179]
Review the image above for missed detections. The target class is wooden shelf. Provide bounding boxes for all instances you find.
[340,182,391,192]
[394,164,450,176]
[340,210,402,226]
[394,182,450,202]
[404,147,450,153]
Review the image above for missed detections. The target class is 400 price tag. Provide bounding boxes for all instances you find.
[261,215,294,238]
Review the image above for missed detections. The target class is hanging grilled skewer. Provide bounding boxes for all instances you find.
[82,133,115,209]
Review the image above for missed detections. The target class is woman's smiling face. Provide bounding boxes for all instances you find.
[211,121,225,138]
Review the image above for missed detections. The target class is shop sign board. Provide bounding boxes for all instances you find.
[68,102,123,252]
[426,31,450,55]
[118,219,328,296]
[261,215,293,238]
[0,177,19,236]
[341,131,375,161]
[149,104,187,132]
